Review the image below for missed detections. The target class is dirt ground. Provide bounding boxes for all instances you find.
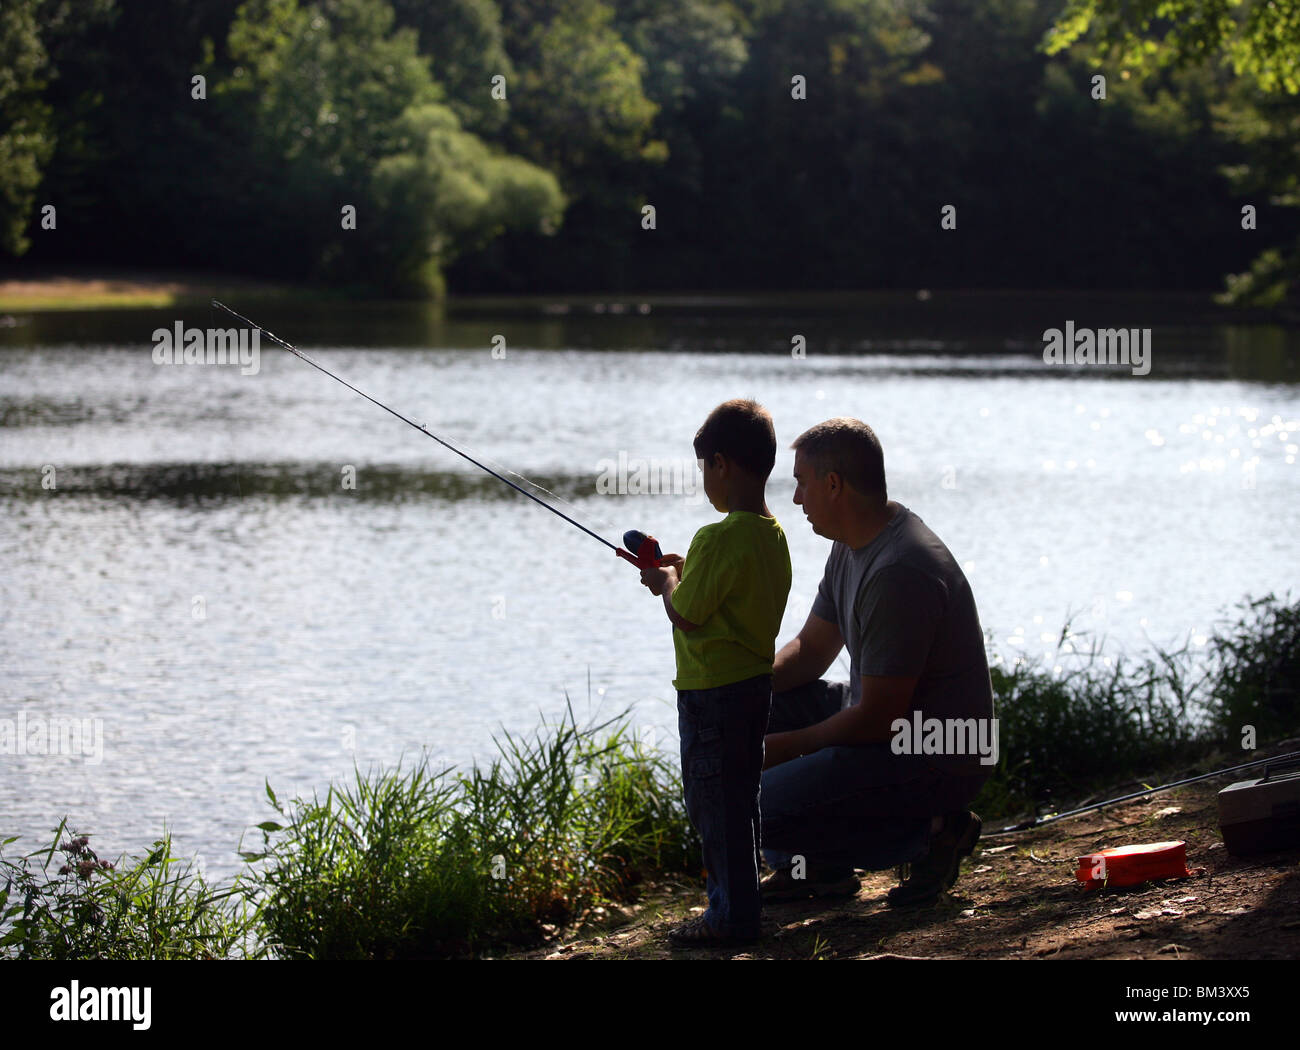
[508,771,1300,960]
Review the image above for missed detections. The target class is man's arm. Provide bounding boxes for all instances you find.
[763,673,918,769]
[772,611,844,694]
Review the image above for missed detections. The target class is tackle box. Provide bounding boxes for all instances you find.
[1074,841,1192,888]
[1217,757,1300,856]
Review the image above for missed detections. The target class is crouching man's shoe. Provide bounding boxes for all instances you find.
[761,864,860,902]
[887,810,982,907]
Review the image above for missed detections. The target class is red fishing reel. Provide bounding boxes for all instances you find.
[617,529,663,570]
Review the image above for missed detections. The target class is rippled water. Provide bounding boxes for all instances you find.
[2,293,1298,880]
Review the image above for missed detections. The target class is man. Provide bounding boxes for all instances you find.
[760,418,995,906]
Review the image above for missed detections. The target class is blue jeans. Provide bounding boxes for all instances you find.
[677,674,772,937]
[761,680,990,872]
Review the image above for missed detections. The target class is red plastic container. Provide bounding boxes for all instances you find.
[1075,841,1193,889]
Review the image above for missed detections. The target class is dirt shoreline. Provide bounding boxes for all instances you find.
[507,752,1300,960]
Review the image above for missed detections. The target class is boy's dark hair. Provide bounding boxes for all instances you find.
[791,417,887,505]
[693,398,777,479]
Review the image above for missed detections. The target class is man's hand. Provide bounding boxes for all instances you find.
[762,673,919,769]
[762,731,804,770]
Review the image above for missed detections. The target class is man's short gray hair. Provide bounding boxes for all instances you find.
[791,418,887,504]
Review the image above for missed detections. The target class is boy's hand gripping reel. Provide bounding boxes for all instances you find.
[617,529,663,571]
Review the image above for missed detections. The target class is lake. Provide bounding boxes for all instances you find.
[2,290,1298,881]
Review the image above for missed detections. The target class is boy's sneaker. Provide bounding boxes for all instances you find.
[887,810,982,907]
[667,914,759,950]
[760,865,861,902]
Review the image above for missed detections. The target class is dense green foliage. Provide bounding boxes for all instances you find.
[5,0,1294,297]
[0,0,55,256]
[3,0,1296,299]
[1043,0,1300,306]
[1046,0,1300,94]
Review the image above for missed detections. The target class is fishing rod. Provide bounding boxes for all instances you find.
[985,748,1300,836]
[211,300,664,570]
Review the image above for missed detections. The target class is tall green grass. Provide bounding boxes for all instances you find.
[976,593,1300,819]
[242,701,699,959]
[1205,594,1300,745]
[0,821,264,960]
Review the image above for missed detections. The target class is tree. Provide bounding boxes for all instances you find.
[214,0,564,295]
[0,0,55,256]
[388,0,515,135]
[1045,0,1300,94]
[371,103,566,296]
[496,0,664,175]
[1045,0,1300,306]
[447,0,665,289]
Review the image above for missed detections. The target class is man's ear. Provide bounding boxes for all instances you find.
[712,452,729,475]
[824,469,842,496]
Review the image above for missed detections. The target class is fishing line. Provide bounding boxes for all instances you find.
[208,298,246,503]
[985,748,1300,836]
[212,300,632,557]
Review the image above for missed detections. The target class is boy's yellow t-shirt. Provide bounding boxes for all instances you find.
[669,511,792,690]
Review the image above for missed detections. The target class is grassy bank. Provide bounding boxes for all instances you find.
[975,593,1300,820]
[0,271,366,313]
[1,704,698,960]
[244,703,698,959]
[0,822,265,960]
[3,594,1297,959]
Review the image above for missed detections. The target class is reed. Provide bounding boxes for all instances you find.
[0,820,265,960]
[242,699,699,959]
[975,593,1298,819]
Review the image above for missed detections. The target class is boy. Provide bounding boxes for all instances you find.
[639,398,792,947]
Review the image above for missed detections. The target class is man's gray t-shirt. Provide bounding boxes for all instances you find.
[811,503,994,774]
